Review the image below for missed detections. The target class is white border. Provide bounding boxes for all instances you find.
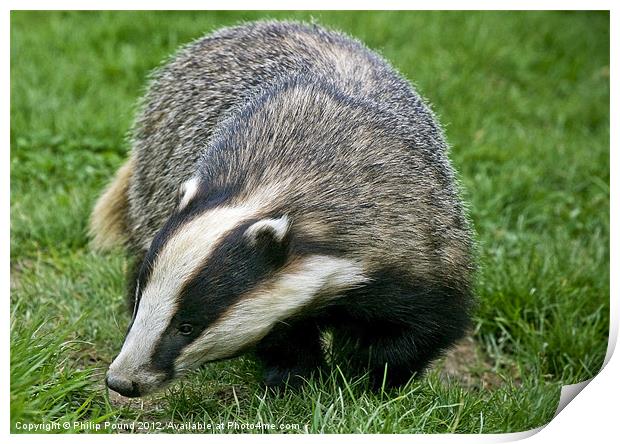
[4,2,616,443]
[1,1,616,10]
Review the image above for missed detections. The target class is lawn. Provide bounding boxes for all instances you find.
[10,11,609,434]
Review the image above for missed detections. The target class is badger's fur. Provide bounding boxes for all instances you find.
[93,21,475,398]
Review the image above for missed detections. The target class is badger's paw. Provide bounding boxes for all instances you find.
[262,365,314,389]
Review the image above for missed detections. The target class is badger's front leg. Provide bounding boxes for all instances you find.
[350,326,434,388]
[255,318,325,388]
[336,320,460,389]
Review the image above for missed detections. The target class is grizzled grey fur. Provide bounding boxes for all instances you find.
[95,20,475,393]
[129,22,467,260]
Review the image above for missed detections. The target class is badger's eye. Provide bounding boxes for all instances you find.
[179,324,194,336]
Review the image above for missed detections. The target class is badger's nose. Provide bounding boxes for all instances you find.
[106,373,141,398]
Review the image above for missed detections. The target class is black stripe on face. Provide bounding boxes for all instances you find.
[149,219,291,379]
[127,182,242,332]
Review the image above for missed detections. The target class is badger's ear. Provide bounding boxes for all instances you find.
[244,216,291,263]
[177,177,201,210]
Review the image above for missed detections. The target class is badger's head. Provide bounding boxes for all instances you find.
[106,177,366,397]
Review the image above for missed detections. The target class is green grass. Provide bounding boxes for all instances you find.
[10,11,609,433]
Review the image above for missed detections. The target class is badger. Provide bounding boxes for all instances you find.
[91,20,475,398]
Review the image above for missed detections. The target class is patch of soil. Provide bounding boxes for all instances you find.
[10,259,34,291]
[107,389,165,412]
[434,335,521,391]
[213,384,251,405]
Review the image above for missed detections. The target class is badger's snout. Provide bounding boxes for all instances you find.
[105,372,141,398]
[106,345,170,398]
[105,364,168,398]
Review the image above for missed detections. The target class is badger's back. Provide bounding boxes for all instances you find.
[126,21,451,252]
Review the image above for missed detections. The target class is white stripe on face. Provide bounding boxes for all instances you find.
[175,255,368,370]
[109,205,258,384]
